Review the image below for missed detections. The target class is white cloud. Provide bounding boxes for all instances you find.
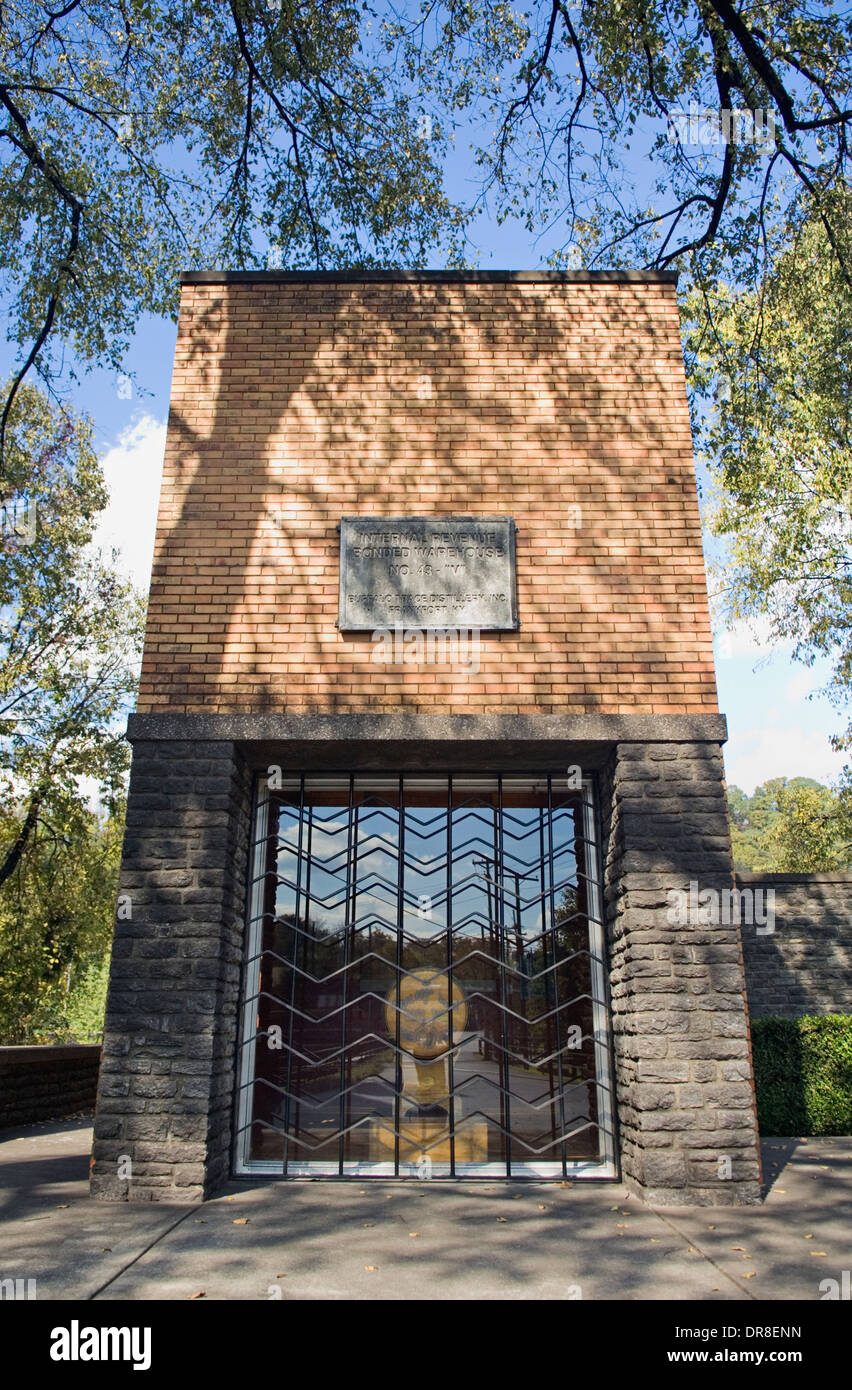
[714,614,789,661]
[785,668,820,703]
[91,413,166,591]
[724,724,847,795]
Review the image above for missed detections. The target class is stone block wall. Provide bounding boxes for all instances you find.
[88,717,767,1204]
[90,740,251,1201]
[601,741,762,1205]
[737,873,852,1018]
[0,1045,101,1129]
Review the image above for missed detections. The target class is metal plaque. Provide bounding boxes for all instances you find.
[338,516,518,630]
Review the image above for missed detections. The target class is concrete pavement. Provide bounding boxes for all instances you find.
[1,1119,849,1300]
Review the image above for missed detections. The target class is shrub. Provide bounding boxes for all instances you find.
[24,954,111,1045]
[751,1015,852,1135]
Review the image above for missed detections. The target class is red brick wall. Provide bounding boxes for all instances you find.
[137,275,718,716]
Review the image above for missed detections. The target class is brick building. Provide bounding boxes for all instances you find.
[91,270,762,1204]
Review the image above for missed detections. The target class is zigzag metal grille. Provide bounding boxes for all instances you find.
[235,775,616,1178]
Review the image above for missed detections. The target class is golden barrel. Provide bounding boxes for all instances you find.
[384,968,468,1059]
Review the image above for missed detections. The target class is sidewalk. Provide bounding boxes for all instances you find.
[1,1120,849,1300]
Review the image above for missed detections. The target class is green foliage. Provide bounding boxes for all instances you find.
[4,1,851,412]
[0,797,123,1043]
[399,2,851,282]
[752,1015,852,1136]
[1,385,144,888]
[689,194,852,747]
[30,954,112,1044]
[0,0,469,438]
[728,777,852,872]
[0,384,140,1040]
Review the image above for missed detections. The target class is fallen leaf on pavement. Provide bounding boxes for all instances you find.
[364,1266,377,1271]
[189,1291,206,1300]
[742,1272,756,1279]
[233,1218,249,1225]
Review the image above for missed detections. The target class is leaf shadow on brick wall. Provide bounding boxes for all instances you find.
[143,279,714,716]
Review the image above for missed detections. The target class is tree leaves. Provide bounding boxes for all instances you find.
[0,384,143,895]
[727,777,852,871]
[395,1,852,284]
[0,0,470,437]
[0,797,124,1042]
[691,191,852,754]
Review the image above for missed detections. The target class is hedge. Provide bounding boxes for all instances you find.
[751,1014,852,1136]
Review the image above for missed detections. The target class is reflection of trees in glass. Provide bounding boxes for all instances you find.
[512,883,595,1078]
[555,883,586,967]
[265,909,461,1082]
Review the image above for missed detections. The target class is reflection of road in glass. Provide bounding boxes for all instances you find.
[450,1034,592,1127]
[272,1032,591,1129]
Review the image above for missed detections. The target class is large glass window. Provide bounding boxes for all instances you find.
[235,775,615,1178]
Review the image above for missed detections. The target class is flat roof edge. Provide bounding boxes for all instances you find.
[179,269,678,286]
[126,712,727,743]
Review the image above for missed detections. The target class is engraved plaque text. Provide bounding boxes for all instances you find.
[338,516,518,630]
